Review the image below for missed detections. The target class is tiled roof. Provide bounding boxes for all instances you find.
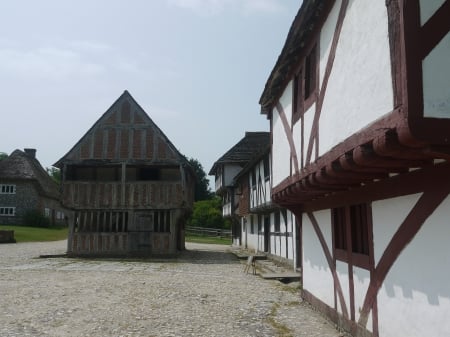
[209,132,270,175]
[0,150,60,200]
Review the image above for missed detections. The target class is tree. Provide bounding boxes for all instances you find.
[187,197,230,229]
[46,167,61,184]
[188,158,213,201]
[0,152,8,160]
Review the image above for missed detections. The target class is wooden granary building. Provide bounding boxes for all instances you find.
[55,91,195,256]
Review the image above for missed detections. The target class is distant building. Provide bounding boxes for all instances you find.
[55,91,195,257]
[209,132,270,245]
[0,149,68,226]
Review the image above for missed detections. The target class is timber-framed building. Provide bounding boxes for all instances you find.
[55,91,195,257]
[260,1,450,336]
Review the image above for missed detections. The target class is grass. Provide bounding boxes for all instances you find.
[185,234,231,245]
[0,225,68,243]
[0,226,230,245]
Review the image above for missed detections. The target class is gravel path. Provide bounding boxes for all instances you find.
[0,240,344,337]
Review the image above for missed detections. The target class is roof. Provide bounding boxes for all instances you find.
[259,0,332,113]
[0,149,60,200]
[54,90,191,169]
[232,144,270,185]
[209,132,270,175]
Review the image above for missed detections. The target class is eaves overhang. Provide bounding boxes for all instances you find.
[272,110,450,211]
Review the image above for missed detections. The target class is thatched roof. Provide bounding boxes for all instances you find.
[0,149,60,200]
[209,132,270,175]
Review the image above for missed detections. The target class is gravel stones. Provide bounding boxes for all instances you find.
[0,241,344,337]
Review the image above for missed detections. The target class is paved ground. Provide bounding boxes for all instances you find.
[0,240,346,337]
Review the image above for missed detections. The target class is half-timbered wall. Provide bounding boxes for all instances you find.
[242,210,296,264]
[318,0,393,157]
[373,194,450,337]
[301,163,450,337]
[249,154,271,209]
[262,0,450,336]
[271,0,394,186]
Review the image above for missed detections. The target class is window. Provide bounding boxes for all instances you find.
[250,215,255,234]
[0,185,16,194]
[0,207,15,216]
[154,210,171,233]
[44,208,51,217]
[333,204,371,268]
[251,169,257,189]
[292,44,318,123]
[263,156,270,181]
[304,46,317,100]
[274,211,281,233]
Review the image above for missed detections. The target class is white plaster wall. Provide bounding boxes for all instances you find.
[419,0,446,25]
[320,0,341,87]
[272,82,293,186]
[376,195,450,337]
[224,164,242,187]
[372,193,422,265]
[318,0,393,157]
[353,267,372,331]
[302,210,334,307]
[422,32,450,118]
[336,261,350,316]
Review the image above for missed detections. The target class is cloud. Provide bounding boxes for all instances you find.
[166,0,287,16]
[0,40,141,83]
[0,46,105,81]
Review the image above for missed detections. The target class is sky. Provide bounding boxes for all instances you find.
[0,0,300,189]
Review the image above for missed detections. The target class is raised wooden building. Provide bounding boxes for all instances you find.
[55,91,195,256]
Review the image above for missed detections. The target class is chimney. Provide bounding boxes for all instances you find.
[24,148,36,159]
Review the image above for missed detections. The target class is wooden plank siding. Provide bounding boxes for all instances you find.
[62,182,184,209]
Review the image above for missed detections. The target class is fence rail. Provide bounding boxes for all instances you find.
[185,226,232,238]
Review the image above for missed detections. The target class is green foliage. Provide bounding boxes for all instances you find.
[188,197,230,229]
[0,152,8,160]
[23,210,51,228]
[46,167,61,184]
[188,157,214,201]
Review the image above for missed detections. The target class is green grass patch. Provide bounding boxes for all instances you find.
[0,225,68,243]
[185,234,231,245]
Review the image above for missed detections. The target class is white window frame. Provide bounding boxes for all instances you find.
[0,207,16,216]
[0,185,16,194]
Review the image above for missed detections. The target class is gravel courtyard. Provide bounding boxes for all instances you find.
[0,240,344,337]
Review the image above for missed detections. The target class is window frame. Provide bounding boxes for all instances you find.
[292,42,319,125]
[0,184,16,194]
[332,203,372,269]
[0,207,16,216]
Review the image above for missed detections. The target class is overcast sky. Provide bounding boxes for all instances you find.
[0,0,300,189]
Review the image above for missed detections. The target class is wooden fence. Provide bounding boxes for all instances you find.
[185,226,232,238]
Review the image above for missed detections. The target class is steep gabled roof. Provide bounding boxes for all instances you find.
[54,90,190,168]
[0,149,60,200]
[209,132,270,175]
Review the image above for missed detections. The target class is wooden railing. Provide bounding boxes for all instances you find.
[185,226,231,238]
